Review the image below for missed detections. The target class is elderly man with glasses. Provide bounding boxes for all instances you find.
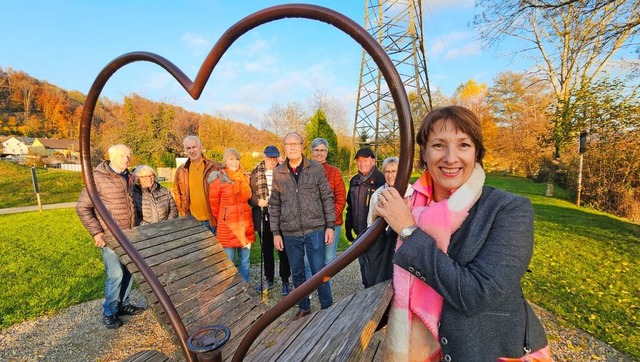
[269,132,335,320]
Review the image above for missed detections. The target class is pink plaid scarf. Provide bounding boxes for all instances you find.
[384,164,485,361]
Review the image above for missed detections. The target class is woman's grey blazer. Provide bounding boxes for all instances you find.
[393,186,548,361]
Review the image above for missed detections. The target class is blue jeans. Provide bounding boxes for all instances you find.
[305,225,341,286]
[224,246,251,282]
[285,230,332,311]
[102,246,133,317]
[202,221,217,236]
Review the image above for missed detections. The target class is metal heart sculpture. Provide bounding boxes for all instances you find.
[78,4,414,361]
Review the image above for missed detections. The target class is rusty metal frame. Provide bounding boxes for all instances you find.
[79,4,414,362]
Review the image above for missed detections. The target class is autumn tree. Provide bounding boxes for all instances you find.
[474,0,640,157]
[262,101,308,139]
[307,89,350,136]
[0,67,9,110]
[7,68,38,117]
[451,80,500,169]
[487,72,554,176]
[36,83,73,138]
[564,77,640,220]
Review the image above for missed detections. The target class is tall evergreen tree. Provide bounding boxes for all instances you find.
[305,109,339,165]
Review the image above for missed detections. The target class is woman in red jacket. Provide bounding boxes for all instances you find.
[209,148,255,281]
[310,138,346,266]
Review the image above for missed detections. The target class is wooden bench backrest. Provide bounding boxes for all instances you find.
[104,216,268,356]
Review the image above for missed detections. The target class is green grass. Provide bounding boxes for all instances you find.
[486,173,640,359]
[0,209,103,328]
[0,161,84,208]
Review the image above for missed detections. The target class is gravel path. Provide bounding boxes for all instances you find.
[0,258,634,361]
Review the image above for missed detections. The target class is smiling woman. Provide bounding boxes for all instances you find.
[376,106,550,361]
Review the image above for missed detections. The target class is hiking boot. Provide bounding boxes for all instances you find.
[281,281,292,296]
[255,279,275,293]
[117,304,145,316]
[102,314,122,329]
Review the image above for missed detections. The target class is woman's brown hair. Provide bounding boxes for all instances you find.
[416,105,485,169]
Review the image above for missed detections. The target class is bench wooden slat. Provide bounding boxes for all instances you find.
[123,350,170,362]
[244,281,392,361]
[304,281,393,361]
[361,329,386,362]
[104,217,393,361]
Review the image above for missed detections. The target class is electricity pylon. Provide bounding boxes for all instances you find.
[351,0,432,165]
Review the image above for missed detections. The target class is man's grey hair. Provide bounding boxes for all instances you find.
[381,157,399,172]
[311,138,329,150]
[283,131,304,144]
[183,135,202,147]
[107,144,131,159]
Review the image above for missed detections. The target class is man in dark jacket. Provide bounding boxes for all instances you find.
[345,147,385,288]
[76,144,144,329]
[270,132,335,320]
[249,145,292,296]
[173,135,221,233]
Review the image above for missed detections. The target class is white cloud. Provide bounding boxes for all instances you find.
[429,31,471,57]
[215,60,239,79]
[444,42,481,60]
[219,103,262,126]
[180,32,212,56]
[145,72,172,90]
[237,38,269,56]
[424,0,474,13]
[428,31,481,61]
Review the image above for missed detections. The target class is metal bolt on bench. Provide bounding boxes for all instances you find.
[186,325,231,362]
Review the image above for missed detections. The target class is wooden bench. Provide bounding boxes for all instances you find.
[106,216,393,361]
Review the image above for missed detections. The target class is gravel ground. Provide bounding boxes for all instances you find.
[0,257,634,361]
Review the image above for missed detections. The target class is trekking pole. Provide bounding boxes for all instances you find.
[260,207,268,303]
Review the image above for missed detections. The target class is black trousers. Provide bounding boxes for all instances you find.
[259,229,291,282]
[362,228,397,287]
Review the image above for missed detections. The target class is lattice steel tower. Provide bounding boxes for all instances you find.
[352,0,431,163]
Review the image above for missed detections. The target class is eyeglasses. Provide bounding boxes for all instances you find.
[284,143,302,148]
[384,170,397,175]
[139,175,155,179]
[312,148,328,153]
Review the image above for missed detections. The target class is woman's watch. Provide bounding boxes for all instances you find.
[399,225,418,241]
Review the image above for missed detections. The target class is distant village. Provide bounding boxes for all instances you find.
[0,136,81,171]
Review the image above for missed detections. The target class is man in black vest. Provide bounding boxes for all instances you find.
[345,147,385,288]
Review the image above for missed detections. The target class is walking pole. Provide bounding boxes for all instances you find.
[260,207,268,303]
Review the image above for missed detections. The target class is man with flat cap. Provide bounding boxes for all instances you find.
[345,147,385,288]
[249,145,292,296]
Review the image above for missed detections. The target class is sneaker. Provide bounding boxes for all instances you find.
[117,304,145,316]
[102,314,122,329]
[281,281,292,296]
[255,280,275,293]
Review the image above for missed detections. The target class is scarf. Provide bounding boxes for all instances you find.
[384,163,485,361]
[224,167,247,195]
[253,161,269,201]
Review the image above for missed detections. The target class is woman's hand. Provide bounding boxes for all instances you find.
[375,187,415,234]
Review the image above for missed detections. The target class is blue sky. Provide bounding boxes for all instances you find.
[2,0,521,127]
